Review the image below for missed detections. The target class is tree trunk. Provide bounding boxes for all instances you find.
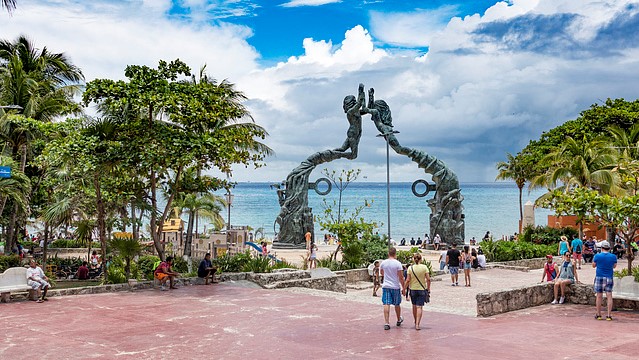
[42,223,49,268]
[518,185,523,225]
[131,203,139,241]
[150,169,163,260]
[183,209,195,257]
[94,174,108,282]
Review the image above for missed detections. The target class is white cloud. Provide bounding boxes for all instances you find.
[369,6,458,47]
[3,0,639,184]
[280,0,341,8]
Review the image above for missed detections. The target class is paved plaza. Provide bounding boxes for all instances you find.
[1,272,638,360]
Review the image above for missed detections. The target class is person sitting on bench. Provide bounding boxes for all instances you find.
[76,261,89,280]
[154,256,179,290]
[26,260,50,303]
[197,253,218,285]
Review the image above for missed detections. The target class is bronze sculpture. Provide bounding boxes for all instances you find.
[273,84,465,248]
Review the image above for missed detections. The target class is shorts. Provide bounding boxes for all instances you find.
[439,261,446,271]
[28,279,49,290]
[382,288,402,306]
[463,262,472,270]
[409,289,429,306]
[155,273,169,281]
[573,252,582,260]
[594,276,614,293]
[449,266,459,275]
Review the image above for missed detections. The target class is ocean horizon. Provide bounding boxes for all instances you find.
[212,182,554,243]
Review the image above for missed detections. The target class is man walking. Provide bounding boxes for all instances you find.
[446,243,461,286]
[593,240,617,320]
[380,247,405,330]
[571,235,584,269]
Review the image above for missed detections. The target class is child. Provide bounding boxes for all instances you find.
[540,255,557,283]
[372,260,381,297]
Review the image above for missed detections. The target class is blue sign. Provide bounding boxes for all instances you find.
[0,166,10,178]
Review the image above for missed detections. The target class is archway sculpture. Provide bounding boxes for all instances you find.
[272,85,465,248]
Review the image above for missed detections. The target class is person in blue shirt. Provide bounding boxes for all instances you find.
[197,253,218,285]
[571,235,584,269]
[558,236,571,257]
[592,241,617,321]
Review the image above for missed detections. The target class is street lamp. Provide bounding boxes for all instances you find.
[377,130,400,250]
[225,191,234,232]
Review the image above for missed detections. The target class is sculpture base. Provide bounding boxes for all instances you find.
[271,241,307,249]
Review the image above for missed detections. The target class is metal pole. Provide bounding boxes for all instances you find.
[385,135,391,250]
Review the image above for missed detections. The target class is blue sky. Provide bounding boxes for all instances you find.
[3,0,639,183]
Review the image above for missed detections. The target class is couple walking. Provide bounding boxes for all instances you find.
[379,247,431,330]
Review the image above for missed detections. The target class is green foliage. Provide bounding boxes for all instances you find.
[520,225,579,245]
[0,254,21,272]
[397,247,421,264]
[360,235,389,265]
[137,255,160,280]
[171,256,190,273]
[613,266,639,282]
[316,256,349,271]
[107,267,127,284]
[271,259,298,270]
[242,256,272,273]
[211,251,253,273]
[479,239,555,262]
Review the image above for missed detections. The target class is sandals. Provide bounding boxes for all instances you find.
[36,299,44,303]
[396,316,404,327]
[384,324,390,330]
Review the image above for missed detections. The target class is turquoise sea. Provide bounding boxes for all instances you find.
[214,182,553,243]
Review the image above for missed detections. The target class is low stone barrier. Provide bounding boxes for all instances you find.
[264,275,347,293]
[490,257,549,270]
[335,268,370,283]
[476,281,639,317]
[247,270,310,287]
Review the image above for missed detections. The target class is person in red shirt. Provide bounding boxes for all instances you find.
[76,261,89,280]
[154,256,180,290]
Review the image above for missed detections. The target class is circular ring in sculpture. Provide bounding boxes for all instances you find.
[313,178,332,195]
[412,179,430,197]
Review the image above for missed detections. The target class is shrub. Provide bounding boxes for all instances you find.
[271,259,298,270]
[242,256,272,273]
[479,239,555,262]
[107,267,127,284]
[520,225,579,246]
[316,256,348,271]
[0,254,21,272]
[361,235,389,265]
[212,251,252,273]
[137,255,160,280]
[397,248,420,265]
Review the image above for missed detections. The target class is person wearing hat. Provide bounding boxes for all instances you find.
[540,255,557,283]
[592,240,617,320]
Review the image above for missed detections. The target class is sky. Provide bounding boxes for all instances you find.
[2,0,639,183]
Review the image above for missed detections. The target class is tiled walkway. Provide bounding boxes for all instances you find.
[1,278,637,359]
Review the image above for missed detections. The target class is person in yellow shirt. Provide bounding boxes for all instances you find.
[404,253,431,330]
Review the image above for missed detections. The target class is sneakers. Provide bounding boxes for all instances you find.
[160,285,168,291]
[606,316,613,321]
[594,314,603,320]
[551,299,558,305]
[559,297,565,304]
[396,316,404,327]
[384,324,390,330]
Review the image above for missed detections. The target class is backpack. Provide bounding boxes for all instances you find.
[575,242,582,254]
[152,260,162,272]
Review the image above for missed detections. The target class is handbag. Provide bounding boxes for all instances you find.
[410,266,430,303]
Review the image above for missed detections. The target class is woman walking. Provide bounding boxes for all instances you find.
[461,245,474,286]
[404,253,431,330]
[558,236,571,257]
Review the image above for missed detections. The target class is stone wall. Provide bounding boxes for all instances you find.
[247,270,310,287]
[491,257,550,270]
[476,282,639,317]
[335,268,370,283]
[263,275,347,293]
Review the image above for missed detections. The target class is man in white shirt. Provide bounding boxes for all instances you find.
[26,260,50,303]
[380,247,405,330]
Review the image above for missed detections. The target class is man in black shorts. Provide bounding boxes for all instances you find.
[446,243,461,286]
[198,253,218,285]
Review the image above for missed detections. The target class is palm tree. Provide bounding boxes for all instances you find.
[0,155,29,216]
[532,136,618,238]
[109,236,142,280]
[609,124,639,194]
[174,191,226,257]
[496,153,529,229]
[1,0,16,14]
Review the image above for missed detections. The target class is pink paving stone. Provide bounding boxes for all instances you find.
[0,283,638,359]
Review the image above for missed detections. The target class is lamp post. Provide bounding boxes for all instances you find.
[225,191,234,232]
[377,130,400,250]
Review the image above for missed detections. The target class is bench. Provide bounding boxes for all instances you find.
[613,276,639,301]
[0,267,33,303]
